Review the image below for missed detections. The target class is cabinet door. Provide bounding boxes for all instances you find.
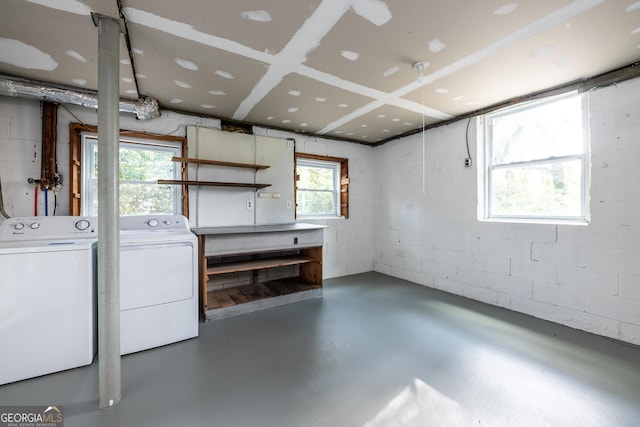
[255,135,294,225]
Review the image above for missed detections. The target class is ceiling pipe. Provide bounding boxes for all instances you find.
[0,74,159,120]
[116,0,142,98]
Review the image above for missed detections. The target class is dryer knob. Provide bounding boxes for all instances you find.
[75,219,91,230]
[147,219,159,227]
[29,222,40,230]
[13,223,25,230]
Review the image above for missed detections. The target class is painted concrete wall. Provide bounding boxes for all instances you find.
[373,77,640,345]
[0,97,44,216]
[0,96,374,279]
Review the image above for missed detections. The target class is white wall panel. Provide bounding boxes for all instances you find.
[187,126,256,227]
[255,135,294,225]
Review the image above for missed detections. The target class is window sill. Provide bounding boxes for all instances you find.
[296,216,345,221]
[479,217,590,226]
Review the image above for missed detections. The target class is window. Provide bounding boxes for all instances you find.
[69,124,187,216]
[480,92,589,224]
[295,153,349,219]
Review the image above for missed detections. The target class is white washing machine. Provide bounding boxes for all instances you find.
[119,215,198,355]
[0,216,97,385]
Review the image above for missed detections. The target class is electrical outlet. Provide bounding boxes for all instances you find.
[287,140,294,150]
[464,158,472,167]
[246,199,254,210]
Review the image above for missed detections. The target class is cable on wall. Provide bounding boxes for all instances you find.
[422,84,426,195]
[465,118,473,166]
[0,177,10,218]
[413,61,429,195]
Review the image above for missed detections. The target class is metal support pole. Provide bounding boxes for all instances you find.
[93,13,123,409]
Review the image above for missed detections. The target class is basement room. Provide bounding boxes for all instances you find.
[1,1,640,426]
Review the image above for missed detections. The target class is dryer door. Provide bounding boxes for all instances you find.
[120,242,194,310]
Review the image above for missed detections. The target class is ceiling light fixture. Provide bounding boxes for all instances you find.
[413,61,429,83]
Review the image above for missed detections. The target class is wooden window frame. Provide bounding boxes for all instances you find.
[294,152,349,219]
[69,123,188,216]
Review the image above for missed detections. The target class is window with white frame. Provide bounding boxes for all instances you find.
[481,92,589,223]
[81,133,182,216]
[296,158,341,218]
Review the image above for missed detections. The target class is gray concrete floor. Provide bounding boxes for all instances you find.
[1,272,640,426]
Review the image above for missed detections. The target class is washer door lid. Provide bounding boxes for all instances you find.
[120,243,194,310]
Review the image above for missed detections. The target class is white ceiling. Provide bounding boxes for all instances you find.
[1,0,639,144]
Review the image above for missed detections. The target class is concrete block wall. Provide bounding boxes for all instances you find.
[0,97,45,217]
[373,77,640,345]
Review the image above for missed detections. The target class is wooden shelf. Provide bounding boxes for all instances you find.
[207,279,320,310]
[197,229,324,320]
[206,255,315,275]
[158,180,271,189]
[171,157,270,170]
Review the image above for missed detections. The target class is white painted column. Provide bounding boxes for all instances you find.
[92,12,122,409]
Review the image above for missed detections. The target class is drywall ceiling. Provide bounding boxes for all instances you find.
[1,0,639,144]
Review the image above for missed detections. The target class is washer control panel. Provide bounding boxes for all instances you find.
[0,216,98,241]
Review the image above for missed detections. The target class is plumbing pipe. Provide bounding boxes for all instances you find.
[34,185,38,216]
[44,188,49,216]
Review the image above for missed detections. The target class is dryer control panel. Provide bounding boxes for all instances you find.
[120,215,191,232]
[0,216,98,240]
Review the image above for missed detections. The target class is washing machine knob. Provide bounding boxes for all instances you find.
[75,219,91,230]
[147,219,159,227]
[163,219,172,225]
[13,223,24,230]
[29,222,40,230]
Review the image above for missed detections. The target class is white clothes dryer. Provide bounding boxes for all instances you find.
[0,216,97,385]
[119,215,198,355]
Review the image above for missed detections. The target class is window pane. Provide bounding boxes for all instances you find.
[89,178,98,215]
[83,135,181,216]
[491,159,582,217]
[297,164,334,191]
[490,96,583,164]
[120,183,175,215]
[119,146,175,180]
[297,190,335,215]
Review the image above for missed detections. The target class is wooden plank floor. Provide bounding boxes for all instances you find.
[207,279,320,310]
